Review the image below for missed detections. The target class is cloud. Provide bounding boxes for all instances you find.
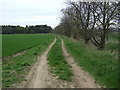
[0,0,66,28]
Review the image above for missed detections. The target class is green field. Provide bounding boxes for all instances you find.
[2,34,54,57]
[2,34,54,87]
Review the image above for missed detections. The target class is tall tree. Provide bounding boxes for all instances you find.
[56,0,119,50]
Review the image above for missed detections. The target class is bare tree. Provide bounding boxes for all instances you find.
[90,1,119,49]
[57,0,119,50]
[65,1,92,43]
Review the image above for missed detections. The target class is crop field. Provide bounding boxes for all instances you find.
[2,34,54,57]
[2,34,55,87]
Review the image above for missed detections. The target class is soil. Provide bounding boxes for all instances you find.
[1,50,26,61]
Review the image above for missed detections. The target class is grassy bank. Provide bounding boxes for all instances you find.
[61,36,119,88]
[2,34,54,87]
[105,33,119,52]
[47,39,73,81]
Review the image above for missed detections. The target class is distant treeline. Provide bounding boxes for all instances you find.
[1,25,53,34]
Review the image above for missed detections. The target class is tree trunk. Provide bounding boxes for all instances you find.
[73,33,77,39]
[98,34,106,50]
[84,38,90,44]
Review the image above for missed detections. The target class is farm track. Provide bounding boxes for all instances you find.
[21,38,76,88]
[23,38,57,88]
[61,39,101,88]
[17,38,101,88]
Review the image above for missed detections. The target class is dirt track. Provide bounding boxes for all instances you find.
[19,38,75,88]
[23,38,57,88]
[61,39,101,88]
[16,38,101,88]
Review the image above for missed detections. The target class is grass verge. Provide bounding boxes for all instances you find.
[2,35,54,87]
[61,36,119,88]
[47,39,73,81]
[105,33,119,52]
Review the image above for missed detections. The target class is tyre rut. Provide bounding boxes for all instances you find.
[61,39,101,88]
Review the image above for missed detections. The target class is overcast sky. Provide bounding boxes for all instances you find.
[0,0,69,28]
